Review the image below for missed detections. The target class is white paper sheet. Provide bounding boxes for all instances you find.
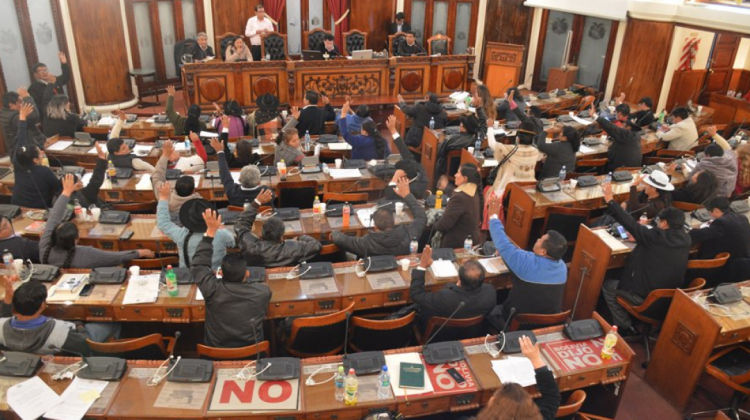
[491,357,537,387]
[173,142,189,151]
[231,172,240,183]
[482,159,498,168]
[81,173,93,187]
[385,353,434,398]
[578,145,596,154]
[86,147,98,155]
[199,131,219,138]
[329,169,362,179]
[122,273,160,304]
[135,174,152,191]
[47,141,73,151]
[97,117,116,127]
[449,91,470,101]
[430,260,458,278]
[327,143,352,151]
[7,376,62,420]
[356,208,376,227]
[478,257,507,274]
[195,288,204,301]
[44,377,108,420]
[570,115,593,126]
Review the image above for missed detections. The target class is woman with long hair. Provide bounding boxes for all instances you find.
[736,142,750,196]
[338,102,391,160]
[42,94,84,138]
[165,85,207,135]
[434,163,483,248]
[475,84,497,122]
[537,126,581,179]
[670,170,717,204]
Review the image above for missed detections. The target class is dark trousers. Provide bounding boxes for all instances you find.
[601,279,644,329]
[250,45,262,61]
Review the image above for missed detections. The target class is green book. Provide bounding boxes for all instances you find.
[399,362,425,389]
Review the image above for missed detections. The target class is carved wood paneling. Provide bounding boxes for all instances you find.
[301,71,383,98]
[212,0,263,43]
[350,0,394,53]
[400,70,424,93]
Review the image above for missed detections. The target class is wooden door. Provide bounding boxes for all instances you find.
[404,0,479,51]
[700,33,740,104]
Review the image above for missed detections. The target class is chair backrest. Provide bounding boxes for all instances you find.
[344,30,368,56]
[287,303,355,357]
[276,180,318,209]
[349,312,416,352]
[110,201,157,213]
[633,278,706,323]
[389,32,407,53]
[427,34,451,55]
[509,310,571,332]
[261,31,288,61]
[542,207,590,244]
[672,201,702,211]
[216,32,241,61]
[304,28,331,51]
[576,96,595,113]
[173,38,197,75]
[420,315,485,344]
[131,256,180,269]
[556,390,587,419]
[87,334,171,359]
[322,192,368,205]
[575,158,608,175]
[197,341,269,361]
[685,252,731,287]
[687,252,731,270]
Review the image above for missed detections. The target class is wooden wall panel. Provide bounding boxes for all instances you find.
[481,0,533,82]
[350,0,395,52]
[212,0,263,40]
[68,0,133,105]
[613,19,675,109]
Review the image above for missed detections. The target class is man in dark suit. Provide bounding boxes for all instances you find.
[396,31,425,56]
[289,91,336,135]
[28,52,70,120]
[192,32,215,61]
[690,196,750,262]
[389,12,411,35]
[318,33,341,58]
[409,246,496,331]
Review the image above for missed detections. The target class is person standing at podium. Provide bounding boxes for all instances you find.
[244,5,275,61]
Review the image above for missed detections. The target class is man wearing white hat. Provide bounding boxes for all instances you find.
[622,171,674,221]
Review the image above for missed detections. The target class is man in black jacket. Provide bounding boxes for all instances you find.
[629,97,655,128]
[397,92,447,149]
[191,209,272,348]
[1,88,46,152]
[234,189,322,267]
[28,52,71,119]
[294,91,335,135]
[389,12,411,35]
[690,196,750,262]
[0,217,39,263]
[410,246,496,331]
[332,177,427,257]
[318,33,341,58]
[600,182,691,335]
[385,115,428,199]
[396,31,425,56]
[595,104,643,172]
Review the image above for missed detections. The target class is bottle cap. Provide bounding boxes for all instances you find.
[167,265,173,269]
[612,326,618,331]
[349,368,355,374]
[382,365,388,372]
[338,366,344,372]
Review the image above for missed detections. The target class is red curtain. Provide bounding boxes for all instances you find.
[262,0,286,28]
[326,0,349,51]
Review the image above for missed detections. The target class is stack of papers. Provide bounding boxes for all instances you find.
[47,274,88,303]
[97,116,116,127]
[47,141,73,151]
[135,174,152,191]
[449,91,470,102]
[356,208,376,227]
[478,257,507,274]
[329,169,361,179]
[571,115,593,126]
[430,260,458,278]
[8,376,108,420]
[44,377,109,420]
[491,357,537,387]
[132,145,154,156]
[122,273,160,304]
[327,143,352,151]
[578,145,596,154]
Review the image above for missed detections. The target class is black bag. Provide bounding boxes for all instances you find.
[19,264,60,282]
[712,284,742,304]
[564,319,604,341]
[368,164,396,179]
[326,203,353,217]
[165,169,182,180]
[115,168,133,179]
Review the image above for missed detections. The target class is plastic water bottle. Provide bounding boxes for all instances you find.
[342,202,351,227]
[640,213,648,225]
[344,368,358,406]
[429,117,435,130]
[604,172,612,184]
[464,235,473,251]
[601,326,618,360]
[435,190,443,210]
[410,237,418,255]
[277,159,287,181]
[265,53,271,61]
[185,137,191,156]
[313,196,321,218]
[107,160,117,183]
[475,133,482,154]
[2,249,13,269]
[90,107,99,125]
[377,366,390,399]
[244,199,251,211]
[165,265,179,297]
[334,366,345,401]
[558,165,567,184]
[304,130,311,152]
[74,199,84,221]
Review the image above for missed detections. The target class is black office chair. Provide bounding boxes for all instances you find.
[286,303,355,358]
[344,30,368,56]
[173,38,197,75]
[261,31,288,61]
[686,345,750,420]
[276,180,318,209]
[304,28,330,52]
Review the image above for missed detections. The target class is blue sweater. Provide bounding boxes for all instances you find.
[335,113,373,134]
[338,118,390,160]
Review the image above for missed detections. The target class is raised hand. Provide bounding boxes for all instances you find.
[189,132,200,144]
[209,137,224,153]
[166,85,176,96]
[386,115,398,135]
[321,95,330,105]
[2,275,16,305]
[221,114,230,129]
[256,188,273,205]
[19,103,34,121]
[602,180,614,202]
[17,86,29,98]
[519,335,545,369]
[162,139,174,158]
[202,209,223,237]
[95,142,106,160]
[397,94,404,103]
[58,51,67,64]
[62,173,76,196]
[137,249,155,258]
[340,101,350,118]
[616,92,626,105]
[419,245,433,268]
[394,176,411,198]
[707,125,717,137]
[291,106,300,121]
[158,182,171,201]
[213,102,222,112]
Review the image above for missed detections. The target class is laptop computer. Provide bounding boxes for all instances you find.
[352,49,373,60]
[302,50,324,61]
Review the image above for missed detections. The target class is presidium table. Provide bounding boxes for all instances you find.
[180,55,476,111]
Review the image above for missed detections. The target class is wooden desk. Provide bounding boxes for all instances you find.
[708,92,750,126]
[83,119,175,140]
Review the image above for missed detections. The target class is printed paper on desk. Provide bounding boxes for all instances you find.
[81,173,93,187]
[491,357,537,387]
[593,229,629,252]
[329,168,362,179]
[483,159,498,168]
[7,376,62,420]
[173,142,189,151]
[578,145,595,154]
[135,174,152,190]
[571,115,593,126]
[154,381,211,410]
[424,357,478,395]
[47,141,73,151]
[86,147,98,155]
[44,377,108,420]
[479,257,507,274]
[122,273,160,304]
[199,131,219,138]
[209,368,299,411]
[132,145,154,155]
[385,353,434,399]
[430,260,458,278]
[327,143,352,151]
[97,116,116,127]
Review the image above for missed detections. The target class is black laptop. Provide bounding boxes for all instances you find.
[302,50,324,61]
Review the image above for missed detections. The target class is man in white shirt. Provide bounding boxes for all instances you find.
[244,5,275,61]
[656,107,698,151]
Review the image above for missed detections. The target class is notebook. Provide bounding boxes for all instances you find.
[398,362,425,389]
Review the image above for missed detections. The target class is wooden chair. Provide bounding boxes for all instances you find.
[87,333,176,359]
[349,312,416,352]
[215,32,242,61]
[388,31,407,53]
[655,149,695,158]
[286,303,355,358]
[508,310,572,333]
[685,345,750,420]
[130,256,180,269]
[549,95,596,117]
[261,31,289,61]
[556,390,587,418]
[642,156,674,165]
[616,277,706,368]
[673,201,702,211]
[322,192,368,205]
[685,252,731,288]
[197,341,269,360]
[276,180,318,209]
[303,28,331,52]
[427,34,451,55]
[343,29,368,56]
[227,205,244,212]
[417,315,485,345]
[575,158,608,175]
[110,201,157,214]
[446,149,463,182]
[542,207,590,252]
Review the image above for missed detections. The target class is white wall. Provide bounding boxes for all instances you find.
[656,26,715,112]
[520,7,543,89]
[734,38,750,70]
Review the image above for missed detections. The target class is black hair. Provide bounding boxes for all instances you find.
[305,90,319,105]
[706,196,731,214]
[254,4,264,11]
[185,104,202,135]
[42,221,78,268]
[542,231,567,260]
[175,176,196,197]
[396,12,405,20]
[406,31,416,36]
[506,87,522,101]
[107,138,124,155]
[261,217,285,242]
[458,260,485,292]
[460,115,480,135]
[658,207,685,229]
[2,92,20,109]
[459,163,481,186]
[221,253,247,283]
[323,33,335,42]
[427,92,439,103]
[32,63,47,74]
[373,208,395,231]
[683,170,717,204]
[395,158,419,179]
[528,106,542,118]
[562,126,581,152]
[14,144,40,170]
[672,107,689,120]
[236,139,255,162]
[356,105,370,118]
[615,104,630,117]
[705,143,724,158]
[362,120,387,159]
[638,97,653,108]
[12,281,48,316]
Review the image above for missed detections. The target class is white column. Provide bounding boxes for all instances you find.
[204,0,215,48]
[603,20,628,104]
[522,7,543,89]
[473,0,488,77]
[397,0,405,13]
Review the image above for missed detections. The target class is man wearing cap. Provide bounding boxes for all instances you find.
[623,172,674,220]
[600,181,690,336]
[656,107,698,151]
[252,93,282,142]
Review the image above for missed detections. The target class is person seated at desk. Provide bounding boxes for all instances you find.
[536,125,580,180]
[42,93,84,138]
[274,127,305,166]
[106,137,156,173]
[2,88,46,152]
[656,107,698,151]
[496,87,526,123]
[397,92,447,149]
[625,172,674,221]
[669,168,716,205]
[384,116,428,200]
[191,209,272,348]
[427,113,482,182]
[234,189,322,267]
[41,175,154,268]
[0,276,120,355]
[290,91,336,136]
[433,163,482,249]
[211,137,273,207]
[335,99,373,134]
[319,33,341,58]
[390,12,411,35]
[165,85,207,136]
[600,182,690,337]
[409,246,496,331]
[690,196,750,263]
[736,143,750,196]
[213,100,250,139]
[476,336,561,420]
[225,36,253,63]
[216,115,260,168]
[486,197,568,330]
[338,102,391,160]
[688,126,737,197]
[629,96,655,128]
[475,84,497,127]
[152,140,205,219]
[11,105,61,209]
[593,104,643,172]
[252,93,283,142]
[332,177,427,257]
[192,32,214,61]
[68,143,110,210]
[0,216,39,263]
[396,31,425,56]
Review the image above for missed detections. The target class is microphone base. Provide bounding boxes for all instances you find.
[423,341,465,365]
[78,357,127,381]
[0,352,40,377]
[167,358,213,383]
[343,351,385,375]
